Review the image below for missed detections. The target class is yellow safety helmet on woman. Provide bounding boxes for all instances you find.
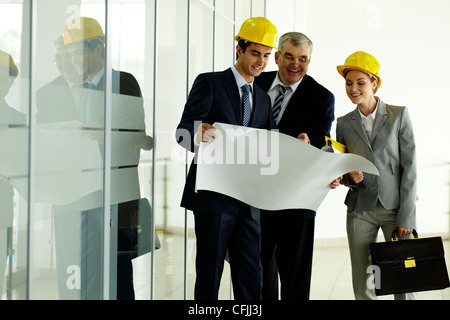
[337,51,381,90]
[235,17,278,50]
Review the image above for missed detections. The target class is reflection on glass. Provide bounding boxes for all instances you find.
[35,15,153,300]
[0,50,27,299]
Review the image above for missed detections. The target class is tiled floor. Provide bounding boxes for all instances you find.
[141,232,450,300]
[2,232,449,300]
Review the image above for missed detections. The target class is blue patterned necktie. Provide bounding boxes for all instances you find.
[241,84,252,126]
[272,85,291,123]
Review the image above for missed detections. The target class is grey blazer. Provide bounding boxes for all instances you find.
[336,98,417,229]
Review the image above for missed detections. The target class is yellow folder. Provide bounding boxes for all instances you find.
[325,136,347,153]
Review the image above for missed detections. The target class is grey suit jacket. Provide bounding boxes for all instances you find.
[336,97,417,229]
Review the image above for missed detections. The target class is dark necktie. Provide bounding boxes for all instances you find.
[82,82,96,89]
[241,84,252,127]
[272,85,291,123]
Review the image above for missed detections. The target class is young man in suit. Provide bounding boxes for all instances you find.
[255,32,335,300]
[176,17,278,300]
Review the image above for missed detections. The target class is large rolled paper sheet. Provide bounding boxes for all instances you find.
[195,122,379,211]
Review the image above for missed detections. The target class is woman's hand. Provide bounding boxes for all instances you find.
[397,227,413,237]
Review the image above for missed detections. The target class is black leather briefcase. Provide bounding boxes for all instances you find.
[370,229,450,296]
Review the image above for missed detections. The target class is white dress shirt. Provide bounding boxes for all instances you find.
[358,97,379,139]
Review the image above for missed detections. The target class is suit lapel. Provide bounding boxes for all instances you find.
[277,74,311,127]
[350,108,371,148]
[222,68,243,125]
[257,71,277,92]
[370,98,388,143]
[285,74,309,106]
[250,85,264,126]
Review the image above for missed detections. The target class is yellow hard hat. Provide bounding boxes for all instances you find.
[63,17,105,45]
[0,50,18,77]
[235,17,278,50]
[337,51,381,89]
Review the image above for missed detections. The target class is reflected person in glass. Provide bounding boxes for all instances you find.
[36,17,152,300]
[63,16,153,300]
[0,50,26,297]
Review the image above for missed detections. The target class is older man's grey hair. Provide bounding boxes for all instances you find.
[278,32,313,55]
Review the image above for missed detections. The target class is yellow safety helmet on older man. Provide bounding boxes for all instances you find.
[337,51,381,90]
[63,17,105,45]
[235,17,278,50]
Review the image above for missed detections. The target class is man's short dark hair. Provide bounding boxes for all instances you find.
[236,39,252,60]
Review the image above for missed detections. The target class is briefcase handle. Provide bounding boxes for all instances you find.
[391,228,419,241]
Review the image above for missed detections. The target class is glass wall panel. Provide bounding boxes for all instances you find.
[153,0,190,300]
[0,0,30,300]
[108,0,155,300]
[28,0,155,300]
[181,0,219,301]
[190,0,214,78]
[214,0,235,71]
[251,0,265,16]
[31,1,107,299]
[235,0,251,29]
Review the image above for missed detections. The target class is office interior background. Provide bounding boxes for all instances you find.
[0,0,449,300]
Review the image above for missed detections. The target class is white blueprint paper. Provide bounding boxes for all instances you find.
[195,122,379,211]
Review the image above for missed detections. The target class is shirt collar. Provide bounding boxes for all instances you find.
[269,72,303,92]
[231,65,254,91]
[84,67,105,87]
[358,97,380,120]
[91,67,105,86]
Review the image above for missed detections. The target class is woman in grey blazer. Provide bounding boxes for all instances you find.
[331,51,417,300]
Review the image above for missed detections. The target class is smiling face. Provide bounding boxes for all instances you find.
[54,46,84,84]
[344,70,378,105]
[66,40,104,80]
[235,42,272,83]
[275,40,311,85]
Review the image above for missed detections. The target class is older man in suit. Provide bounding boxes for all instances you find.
[176,17,278,300]
[255,32,335,300]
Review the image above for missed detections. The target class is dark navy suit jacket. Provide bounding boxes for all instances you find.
[176,67,274,216]
[255,72,334,149]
